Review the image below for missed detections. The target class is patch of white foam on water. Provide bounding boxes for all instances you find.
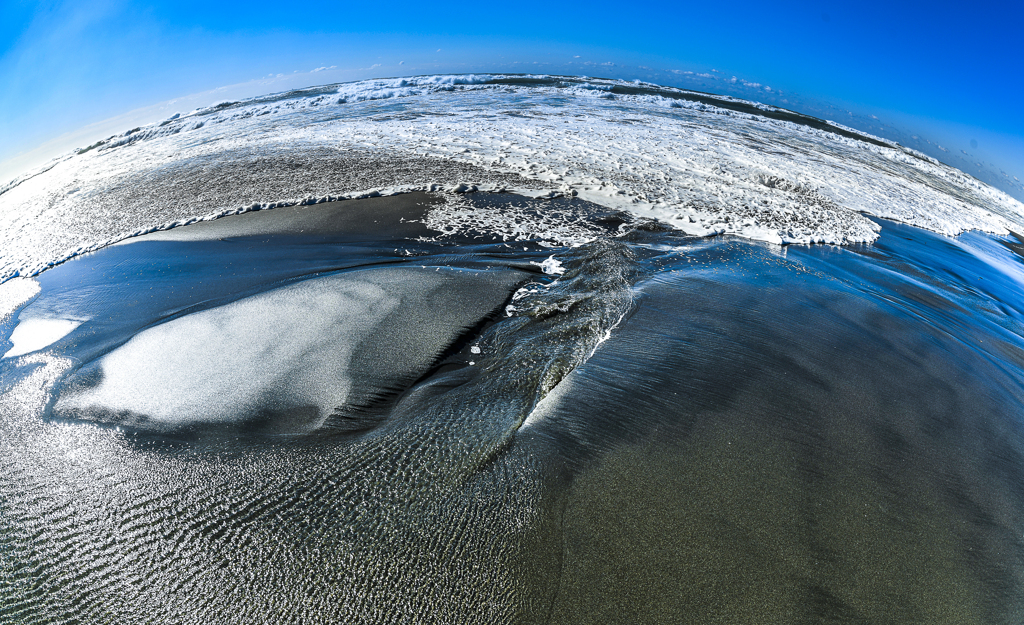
[3,74,1023,281]
[535,256,566,275]
[422,192,604,247]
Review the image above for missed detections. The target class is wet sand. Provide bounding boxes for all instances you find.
[120,191,442,244]
[2,194,1024,623]
[531,265,1024,623]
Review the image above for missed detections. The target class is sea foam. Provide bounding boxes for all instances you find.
[2,75,1022,283]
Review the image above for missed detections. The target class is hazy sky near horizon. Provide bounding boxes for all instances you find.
[2,0,1022,191]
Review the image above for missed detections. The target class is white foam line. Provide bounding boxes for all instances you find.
[587,309,630,360]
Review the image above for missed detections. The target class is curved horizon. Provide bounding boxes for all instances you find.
[3,70,1023,205]
[2,0,1022,200]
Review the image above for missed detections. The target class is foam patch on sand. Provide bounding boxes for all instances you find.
[3,74,1023,281]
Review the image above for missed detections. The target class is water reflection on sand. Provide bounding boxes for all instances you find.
[1,193,1023,624]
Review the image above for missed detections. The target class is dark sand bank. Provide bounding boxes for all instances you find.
[119,191,442,244]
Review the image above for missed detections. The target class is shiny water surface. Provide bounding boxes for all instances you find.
[1,192,1023,624]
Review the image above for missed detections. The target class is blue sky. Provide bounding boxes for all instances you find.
[2,0,1022,197]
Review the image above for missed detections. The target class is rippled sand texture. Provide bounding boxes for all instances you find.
[2,74,1024,623]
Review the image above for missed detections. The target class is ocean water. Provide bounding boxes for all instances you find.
[1,76,1024,623]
